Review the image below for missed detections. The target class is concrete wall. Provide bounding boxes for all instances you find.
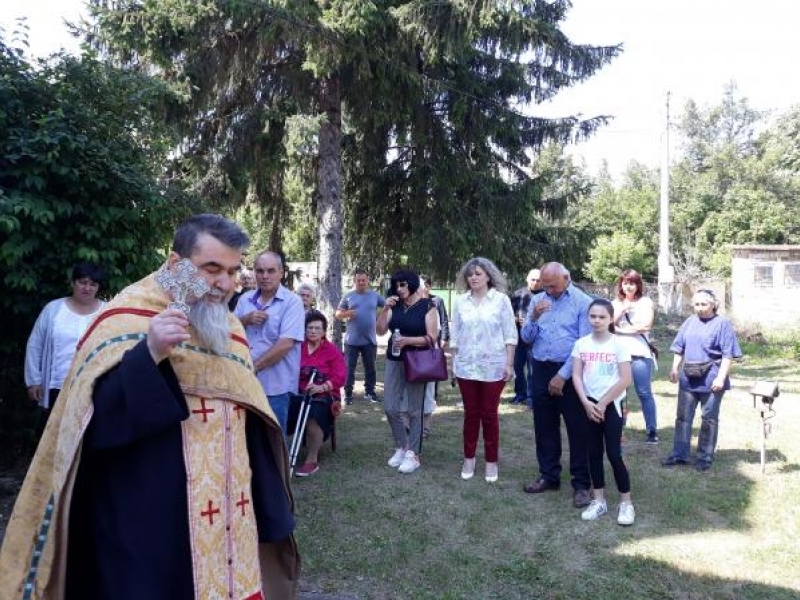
[731,246,800,329]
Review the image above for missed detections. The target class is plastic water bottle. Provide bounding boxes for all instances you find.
[391,329,402,357]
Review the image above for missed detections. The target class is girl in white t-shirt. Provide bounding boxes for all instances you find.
[571,299,635,525]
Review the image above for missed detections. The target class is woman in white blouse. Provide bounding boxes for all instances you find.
[450,257,517,482]
[25,262,106,415]
[611,269,658,444]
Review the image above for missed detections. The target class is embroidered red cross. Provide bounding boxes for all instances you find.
[233,404,246,419]
[200,499,221,525]
[236,491,250,516]
[192,397,215,422]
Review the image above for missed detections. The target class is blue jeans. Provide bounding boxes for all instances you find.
[630,356,657,432]
[344,344,377,396]
[669,387,724,464]
[267,392,290,432]
[513,340,532,400]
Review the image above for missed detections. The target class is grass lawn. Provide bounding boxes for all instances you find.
[292,346,800,600]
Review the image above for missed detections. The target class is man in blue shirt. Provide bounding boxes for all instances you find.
[235,251,305,430]
[520,262,593,508]
[335,269,386,404]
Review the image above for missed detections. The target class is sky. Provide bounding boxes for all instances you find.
[2,0,799,179]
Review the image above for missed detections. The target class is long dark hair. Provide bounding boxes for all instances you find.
[589,298,616,333]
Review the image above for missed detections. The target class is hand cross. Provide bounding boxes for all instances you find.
[156,258,211,315]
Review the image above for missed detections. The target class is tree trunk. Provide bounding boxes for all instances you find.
[316,76,343,346]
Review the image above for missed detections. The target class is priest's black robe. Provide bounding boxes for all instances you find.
[64,341,294,600]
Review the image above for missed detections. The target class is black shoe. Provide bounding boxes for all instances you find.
[344,395,353,405]
[662,456,689,467]
[364,392,380,403]
[523,477,560,494]
[695,460,711,472]
[645,430,659,444]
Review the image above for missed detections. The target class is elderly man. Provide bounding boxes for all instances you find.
[235,251,305,431]
[520,262,593,507]
[510,268,541,404]
[0,214,299,600]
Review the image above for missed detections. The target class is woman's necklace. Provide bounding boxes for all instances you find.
[402,296,421,313]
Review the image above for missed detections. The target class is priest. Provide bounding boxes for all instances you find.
[0,214,300,600]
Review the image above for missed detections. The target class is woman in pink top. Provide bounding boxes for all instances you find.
[287,310,346,476]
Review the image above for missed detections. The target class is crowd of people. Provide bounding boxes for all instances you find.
[4,212,745,599]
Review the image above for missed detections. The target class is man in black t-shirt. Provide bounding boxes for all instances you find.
[510,268,541,404]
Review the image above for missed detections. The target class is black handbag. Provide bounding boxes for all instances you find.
[683,361,714,379]
[403,335,449,383]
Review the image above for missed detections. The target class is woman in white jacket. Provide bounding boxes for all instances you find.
[25,262,106,412]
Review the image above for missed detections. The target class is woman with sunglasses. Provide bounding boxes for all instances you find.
[662,290,742,472]
[376,269,438,474]
[287,310,346,476]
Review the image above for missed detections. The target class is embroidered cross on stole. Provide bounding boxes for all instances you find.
[183,394,263,600]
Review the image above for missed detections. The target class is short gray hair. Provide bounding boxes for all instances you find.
[541,261,571,280]
[455,257,508,293]
[296,282,316,295]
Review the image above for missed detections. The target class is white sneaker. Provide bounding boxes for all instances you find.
[581,499,608,521]
[387,448,406,468]
[617,501,636,526]
[461,457,476,480]
[398,450,420,473]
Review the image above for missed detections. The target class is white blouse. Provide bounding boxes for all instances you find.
[612,296,654,358]
[451,288,517,382]
[50,302,103,389]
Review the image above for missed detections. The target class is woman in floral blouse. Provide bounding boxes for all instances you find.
[450,257,517,483]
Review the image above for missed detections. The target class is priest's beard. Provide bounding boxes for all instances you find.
[188,292,231,354]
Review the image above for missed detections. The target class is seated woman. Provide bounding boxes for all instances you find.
[287,310,346,476]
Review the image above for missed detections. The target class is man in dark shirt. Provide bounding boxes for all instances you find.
[509,269,541,404]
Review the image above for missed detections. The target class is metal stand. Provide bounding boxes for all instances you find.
[289,370,317,476]
[749,381,779,475]
[758,401,776,474]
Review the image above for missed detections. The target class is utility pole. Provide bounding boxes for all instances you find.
[658,91,675,313]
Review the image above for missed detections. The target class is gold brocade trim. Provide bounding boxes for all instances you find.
[183,395,262,600]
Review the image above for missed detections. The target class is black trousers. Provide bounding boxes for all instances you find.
[530,360,590,491]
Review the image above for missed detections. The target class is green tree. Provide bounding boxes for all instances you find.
[338,1,620,279]
[670,84,800,277]
[586,231,653,284]
[0,37,189,460]
[86,0,620,304]
[575,161,659,281]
